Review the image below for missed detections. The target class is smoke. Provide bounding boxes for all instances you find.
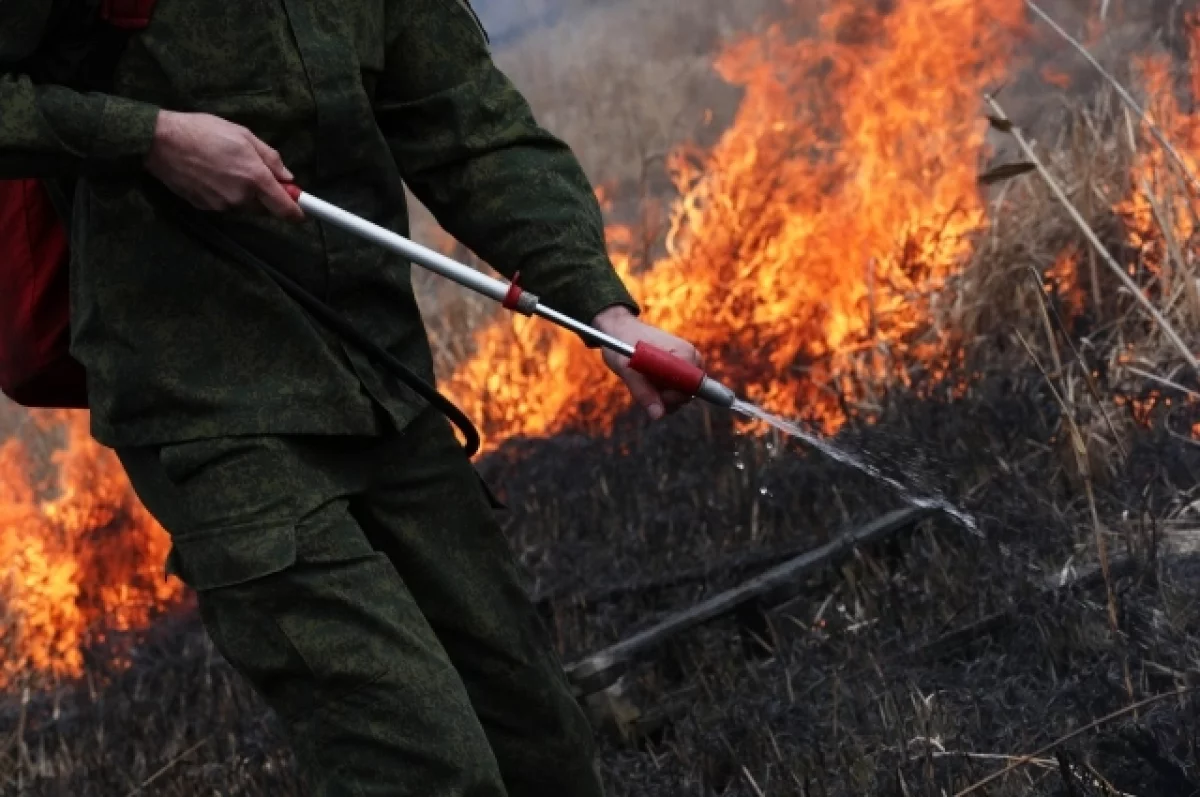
[981,0,1191,168]
[470,0,581,47]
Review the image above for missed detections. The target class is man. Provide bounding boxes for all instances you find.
[0,2,701,794]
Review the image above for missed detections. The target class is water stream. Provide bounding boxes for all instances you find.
[731,399,980,535]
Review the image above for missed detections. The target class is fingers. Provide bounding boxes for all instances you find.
[144,111,305,221]
[248,135,293,182]
[642,343,699,415]
[249,162,304,221]
[602,335,700,421]
[623,370,667,421]
[246,134,303,221]
[659,389,690,413]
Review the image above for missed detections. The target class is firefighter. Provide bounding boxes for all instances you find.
[0,2,700,794]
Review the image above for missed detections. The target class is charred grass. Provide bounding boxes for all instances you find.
[5,2,1200,795]
[2,376,1198,796]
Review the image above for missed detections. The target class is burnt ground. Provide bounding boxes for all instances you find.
[2,368,1200,796]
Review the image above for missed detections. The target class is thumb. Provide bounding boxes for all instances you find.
[623,370,666,420]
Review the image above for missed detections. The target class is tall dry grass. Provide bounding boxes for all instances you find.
[951,68,1199,471]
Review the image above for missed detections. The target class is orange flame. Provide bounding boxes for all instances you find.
[441,0,1029,449]
[1112,21,1200,344]
[1040,65,1073,89]
[1045,247,1086,322]
[4,0,1200,687]
[0,411,183,689]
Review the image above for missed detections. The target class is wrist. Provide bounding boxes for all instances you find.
[89,97,161,166]
[592,304,635,331]
[152,110,179,144]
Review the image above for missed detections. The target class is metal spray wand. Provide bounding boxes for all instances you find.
[283,185,738,410]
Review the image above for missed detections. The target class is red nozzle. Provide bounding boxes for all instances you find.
[627,341,705,396]
[282,183,302,202]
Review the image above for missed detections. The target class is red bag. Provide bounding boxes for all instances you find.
[99,0,160,30]
[0,179,86,408]
[0,0,157,409]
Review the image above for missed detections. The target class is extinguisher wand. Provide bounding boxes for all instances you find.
[283,185,738,409]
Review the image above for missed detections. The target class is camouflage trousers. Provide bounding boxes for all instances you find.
[116,408,603,797]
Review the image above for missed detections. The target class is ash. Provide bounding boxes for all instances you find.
[5,369,1200,797]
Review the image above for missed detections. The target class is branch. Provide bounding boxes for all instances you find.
[954,688,1197,796]
[566,507,933,694]
[984,95,1199,374]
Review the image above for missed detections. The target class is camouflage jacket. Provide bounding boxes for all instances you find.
[0,0,639,447]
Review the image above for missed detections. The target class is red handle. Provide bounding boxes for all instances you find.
[282,183,303,202]
[627,341,705,396]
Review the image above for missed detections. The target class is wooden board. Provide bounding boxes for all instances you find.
[566,505,935,695]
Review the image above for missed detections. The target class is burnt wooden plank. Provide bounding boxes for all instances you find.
[566,506,934,694]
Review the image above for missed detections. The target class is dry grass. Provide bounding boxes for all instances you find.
[5,0,1200,795]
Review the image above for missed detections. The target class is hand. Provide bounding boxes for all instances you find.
[593,305,702,421]
[144,110,304,222]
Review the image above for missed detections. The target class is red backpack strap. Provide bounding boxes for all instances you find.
[99,0,158,30]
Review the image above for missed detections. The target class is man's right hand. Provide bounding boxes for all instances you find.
[144,110,304,222]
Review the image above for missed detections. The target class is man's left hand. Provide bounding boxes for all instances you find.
[592,305,702,421]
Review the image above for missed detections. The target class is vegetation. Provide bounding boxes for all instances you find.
[4,1,1200,794]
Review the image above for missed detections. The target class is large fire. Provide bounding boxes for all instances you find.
[0,411,184,689]
[1115,17,1200,318]
[441,0,1029,446]
[0,0,1196,689]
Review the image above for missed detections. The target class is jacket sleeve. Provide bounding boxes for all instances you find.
[0,5,160,178]
[376,0,640,330]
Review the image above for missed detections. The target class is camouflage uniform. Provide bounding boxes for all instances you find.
[1,1,637,793]
[117,408,603,795]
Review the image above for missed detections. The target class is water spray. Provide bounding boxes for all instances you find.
[282,185,977,532]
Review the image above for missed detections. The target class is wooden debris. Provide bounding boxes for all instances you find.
[566,506,934,696]
[534,525,899,612]
[579,673,643,744]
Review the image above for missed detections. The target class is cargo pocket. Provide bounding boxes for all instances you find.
[169,519,297,592]
[151,436,300,592]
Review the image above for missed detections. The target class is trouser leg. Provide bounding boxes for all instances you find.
[354,410,604,797]
[117,435,509,797]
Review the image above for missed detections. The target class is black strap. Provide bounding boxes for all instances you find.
[150,189,482,459]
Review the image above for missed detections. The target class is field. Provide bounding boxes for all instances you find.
[4,0,1200,795]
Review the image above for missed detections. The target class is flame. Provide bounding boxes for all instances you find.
[1111,15,1200,369]
[1045,247,1087,322]
[4,0,1200,687]
[1116,56,1199,288]
[0,411,183,689]
[1040,65,1073,89]
[442,0,1028,448]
